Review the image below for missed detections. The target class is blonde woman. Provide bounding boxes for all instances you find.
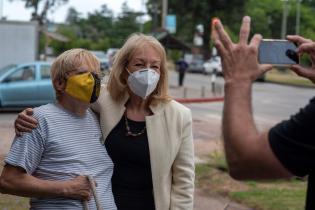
[15,33,195,210]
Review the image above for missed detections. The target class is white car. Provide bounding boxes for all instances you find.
[203,56,222,75]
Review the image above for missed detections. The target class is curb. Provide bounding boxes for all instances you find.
[175,97,224,103]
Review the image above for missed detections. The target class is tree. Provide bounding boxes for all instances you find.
[146,0,247,57]
[246,0,315,40]
[9,0,69,25]
[111,2,143,47]
[65,7,81,24]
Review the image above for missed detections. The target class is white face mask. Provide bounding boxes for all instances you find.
[127,68,160,99]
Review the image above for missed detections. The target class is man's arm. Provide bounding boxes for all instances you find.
[223,82,291,179]
[0,165,91,200]
[214,16,292,180]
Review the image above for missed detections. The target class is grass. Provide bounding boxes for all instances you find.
[195,152,307,210]
[265,69,315,87]
[231,187,306,210]
[0,194,29,210]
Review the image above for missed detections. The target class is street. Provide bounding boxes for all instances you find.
[1,71,313,124]
[168,71,314,124]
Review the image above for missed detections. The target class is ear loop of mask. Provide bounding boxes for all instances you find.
[126,68,132,75]
[90,72,101,103]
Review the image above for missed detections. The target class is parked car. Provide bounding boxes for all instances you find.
[0,61,55,107]
[187,58,205,73]
[91,51,109,72]
[203,56,223,75]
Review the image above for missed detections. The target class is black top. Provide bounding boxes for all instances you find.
[105,116,155,210]
[176,59,189,72]
[269,97,315,209]
[269,97,315,177]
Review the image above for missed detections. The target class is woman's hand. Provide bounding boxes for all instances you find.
[14,108,38,136]
[287,35,315,83]
[62,175,92,201]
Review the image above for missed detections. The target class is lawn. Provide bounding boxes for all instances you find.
[196,152,307,210]
[265,68,315,88]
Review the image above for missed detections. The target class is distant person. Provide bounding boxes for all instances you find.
[214,16,315,209]
[0,49,116,210]
[176,57,189,87]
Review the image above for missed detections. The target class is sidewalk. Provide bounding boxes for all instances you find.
[168,82,224,100]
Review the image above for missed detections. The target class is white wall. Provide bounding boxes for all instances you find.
[0,21,38,68]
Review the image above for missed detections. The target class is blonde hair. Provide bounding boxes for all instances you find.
[107,33,171,105]
[51,48,100,100]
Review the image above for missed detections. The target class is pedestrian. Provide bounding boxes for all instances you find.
[214,16,315,209]
[13,33,195,210]
[176,57,189,87]
[0,49,116,210]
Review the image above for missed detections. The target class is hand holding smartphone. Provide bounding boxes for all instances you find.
[258,39,299,66]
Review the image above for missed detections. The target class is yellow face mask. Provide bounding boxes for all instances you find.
[65,72,101,103]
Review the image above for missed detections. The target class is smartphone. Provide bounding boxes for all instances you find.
[258,39,299,66]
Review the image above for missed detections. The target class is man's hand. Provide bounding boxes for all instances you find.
[14,108,38,136]
[63,175,92,201]
[287,35,315,83]
[214,16,272,84]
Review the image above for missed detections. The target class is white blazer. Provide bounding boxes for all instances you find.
[92,87,195,210]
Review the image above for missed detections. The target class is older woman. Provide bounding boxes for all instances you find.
[14,33,195,210]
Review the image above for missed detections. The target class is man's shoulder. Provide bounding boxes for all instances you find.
[33,103,56,114]
[32,103,66,127]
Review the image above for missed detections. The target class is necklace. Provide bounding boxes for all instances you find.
[124,114,146,137]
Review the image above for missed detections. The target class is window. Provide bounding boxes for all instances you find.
[6,66,36,82]
[40,65,51,79]
[0,64,16,78]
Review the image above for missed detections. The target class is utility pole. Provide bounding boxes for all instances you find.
[139,0,145,33]
[152,1,158,32]
[0,0,3,20]
[296,0,302,35]
[161,0,168,29]
[281,0,289,39]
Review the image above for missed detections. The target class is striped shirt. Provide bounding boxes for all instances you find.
[5,103,116,210]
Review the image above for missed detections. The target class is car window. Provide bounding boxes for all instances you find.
[0,64,16,77]
[6,65,36,82]
[40,65,51,79]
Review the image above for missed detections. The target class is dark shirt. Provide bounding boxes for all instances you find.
[105,116,155,210]
[269,97,315,177]
[176,59,189,73]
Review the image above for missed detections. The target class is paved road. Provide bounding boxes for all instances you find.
[169,71,314,125]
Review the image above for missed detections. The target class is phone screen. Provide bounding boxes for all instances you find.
[258,40,299,66]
